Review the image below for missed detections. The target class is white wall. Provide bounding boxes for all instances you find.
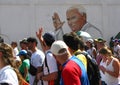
[0,0,120,48]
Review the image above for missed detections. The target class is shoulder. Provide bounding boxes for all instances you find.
[34,50,45,57]
[112,57,120,65]
[0,66,18,84]
[23,59,30,64]
[46,51,52,56]
[64,60,81,72]
[36,49,44,55]
[62,60,82,80]
[0,66,16,75]
[92,47,96,50]
[4,68,17,77]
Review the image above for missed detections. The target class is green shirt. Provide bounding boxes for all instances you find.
[19,59,30,82]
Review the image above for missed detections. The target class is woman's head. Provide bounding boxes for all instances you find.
[0,43,26,85]
[0,43,15,66]
[99,47,112,57]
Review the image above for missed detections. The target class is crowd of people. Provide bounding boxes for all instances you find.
[0,5,120,85]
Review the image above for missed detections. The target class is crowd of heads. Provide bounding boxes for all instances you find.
[0,5,120,85]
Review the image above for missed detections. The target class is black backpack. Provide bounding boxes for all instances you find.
[75,52,101,85]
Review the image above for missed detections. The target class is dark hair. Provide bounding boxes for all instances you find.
[20,54,29,60]
[0,36,4,43]
[63,32,85,51]
[20,38,28,44]
[43,33,55,47]
[27,37,38,45]
[11,41,18,46]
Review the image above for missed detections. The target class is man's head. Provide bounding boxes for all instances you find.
[27,37,38,51]
[51,40,68,56]
[43,32,55,47]
[63,32,85,52]
[51,40,70,64]
[11,41,18,48]
[19,38,28,50]
[66,5,87,32]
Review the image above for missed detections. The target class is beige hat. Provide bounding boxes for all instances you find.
[51,40,68,56]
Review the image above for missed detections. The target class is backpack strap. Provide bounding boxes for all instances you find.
[74,51,88,58]
[44,51,52,73]
[71,56,90,85]
[0,83,9,85]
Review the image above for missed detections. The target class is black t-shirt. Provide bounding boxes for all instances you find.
[0,83,9,85]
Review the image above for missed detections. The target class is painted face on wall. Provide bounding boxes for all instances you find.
[66,8,86,32]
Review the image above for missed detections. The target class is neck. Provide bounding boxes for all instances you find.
[32,47,37,53]
[0,60,6,69]
[60,53,72,65]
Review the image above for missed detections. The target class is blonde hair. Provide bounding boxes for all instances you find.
[99,47,112,57]
[0,43,24,85]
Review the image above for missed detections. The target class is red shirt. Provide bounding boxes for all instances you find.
[62,60,82,85]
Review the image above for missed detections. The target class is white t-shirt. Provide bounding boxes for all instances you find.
[0,65,19,85]
[43,50,58,85]
[87,47,96,59]
[29,49,45,85]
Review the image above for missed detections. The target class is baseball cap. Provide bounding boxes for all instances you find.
[17,50,27,56]
[19,38,28,44]
[86,39,94,43]
[43,32,55,46]
[112,39,118,43]
[94,38,106,43]
[76,31,92,42]
[51,40,68,56]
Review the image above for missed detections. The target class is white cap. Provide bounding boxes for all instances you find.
[51,40,68,56]
[86,39,94,43]
[77,31,92,42]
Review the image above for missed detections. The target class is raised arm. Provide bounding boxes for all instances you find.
[36,27,47,52]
